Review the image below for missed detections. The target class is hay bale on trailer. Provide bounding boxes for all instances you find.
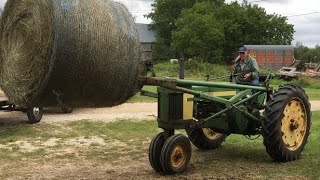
[0,0,145,107]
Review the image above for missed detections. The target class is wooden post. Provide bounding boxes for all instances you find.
[179,52,185,79]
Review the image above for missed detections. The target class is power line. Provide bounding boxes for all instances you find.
[249,0,267,3]
[287,12,320,17]
[245,0,320,18]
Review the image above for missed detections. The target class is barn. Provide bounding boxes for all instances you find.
[244,45,294,69]
[136,23,156,62]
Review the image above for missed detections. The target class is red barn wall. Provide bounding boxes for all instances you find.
[247,48,293,69]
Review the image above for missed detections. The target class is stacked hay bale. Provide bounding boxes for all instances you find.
[0,0,145,107]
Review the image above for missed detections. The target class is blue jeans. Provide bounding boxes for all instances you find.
[249,79,259,86]
[250,79,259,97]
[235,78,259,86]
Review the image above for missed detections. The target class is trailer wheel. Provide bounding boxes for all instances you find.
[27,107,43,124]
[149,132,165,173]
[160,134,191,174]
[262,84,311,162]
[186,128,227,150]
[61,107,73,113]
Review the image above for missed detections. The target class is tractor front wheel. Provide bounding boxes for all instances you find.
[262,84,311,162]
[186,128,227,150]
[149,132,165,173]
[160,134,191,174]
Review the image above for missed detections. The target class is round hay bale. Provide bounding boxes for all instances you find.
[0,0,145,107]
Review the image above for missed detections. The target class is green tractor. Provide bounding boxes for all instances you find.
[141,72,311,174]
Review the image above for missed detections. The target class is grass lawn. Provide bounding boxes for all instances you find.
[303,87,319,101]
[0,112,319,179]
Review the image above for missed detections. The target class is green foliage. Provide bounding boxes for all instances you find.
[147,0,196,59]
[151,61,230,79]
[184,59,230,78]
[294,42,320,62]
[213,2,294,56]
[148,1,294,61]
[292,76,320,89]
[153,62,180,77]
[172,2,224,62]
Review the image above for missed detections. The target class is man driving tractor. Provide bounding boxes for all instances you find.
[233,46,259,85]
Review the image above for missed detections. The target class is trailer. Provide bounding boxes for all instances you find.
[0,96,43,124]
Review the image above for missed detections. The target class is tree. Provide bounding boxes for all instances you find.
[172,2,224,62]
[148,0,294,61]
[146,0,196,60]
[294,42,320,63]
[294,42,310,61]
[213,2,294,57]
[147,0,226,60]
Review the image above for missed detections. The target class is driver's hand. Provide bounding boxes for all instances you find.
[244,73,251,80]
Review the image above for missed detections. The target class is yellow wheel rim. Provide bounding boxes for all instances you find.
[281,98,307,151]
[171,144,187,169]
[202,128,223,140]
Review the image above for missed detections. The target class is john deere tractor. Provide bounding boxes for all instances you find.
[140,71,311,174]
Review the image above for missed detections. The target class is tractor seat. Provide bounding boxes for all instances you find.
[259,74,268,82]
[259,74,273,83]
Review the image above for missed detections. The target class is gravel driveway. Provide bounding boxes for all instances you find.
[0,101,319,124]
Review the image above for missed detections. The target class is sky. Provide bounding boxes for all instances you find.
[0,0,319,47]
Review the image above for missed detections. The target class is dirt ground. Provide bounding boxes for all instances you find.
[0,102,319,179]
[0,103,157,125]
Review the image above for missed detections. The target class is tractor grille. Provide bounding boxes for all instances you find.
[158,91,183,121]
[168,93,183,120]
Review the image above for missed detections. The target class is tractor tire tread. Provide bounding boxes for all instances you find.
[149,132,165,173]
[160,134,191,174]
[262,84,311,162]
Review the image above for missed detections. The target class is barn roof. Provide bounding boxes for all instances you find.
[136,23,156,43]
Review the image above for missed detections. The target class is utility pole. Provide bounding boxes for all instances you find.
[179,52,185,79]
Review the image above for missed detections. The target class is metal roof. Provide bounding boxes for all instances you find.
[136,23,156,43]
[244,45,294,50]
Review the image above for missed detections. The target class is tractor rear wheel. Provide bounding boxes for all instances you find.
[149,132,165,173]
[186,128,227,150]
[262,84,311,162]
[160,134,191,174]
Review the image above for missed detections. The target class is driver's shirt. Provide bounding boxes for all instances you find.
[234,55,259,83]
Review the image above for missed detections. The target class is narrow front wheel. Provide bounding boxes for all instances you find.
[160,134,191,174]
[149,132,166,173]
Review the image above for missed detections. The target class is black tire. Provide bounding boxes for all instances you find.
[27,107,43,124]
[62,107,73,113]
[186,128,227,150]
[160,134,191,174]
[149,132,166,173]
[262,84,311,162]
